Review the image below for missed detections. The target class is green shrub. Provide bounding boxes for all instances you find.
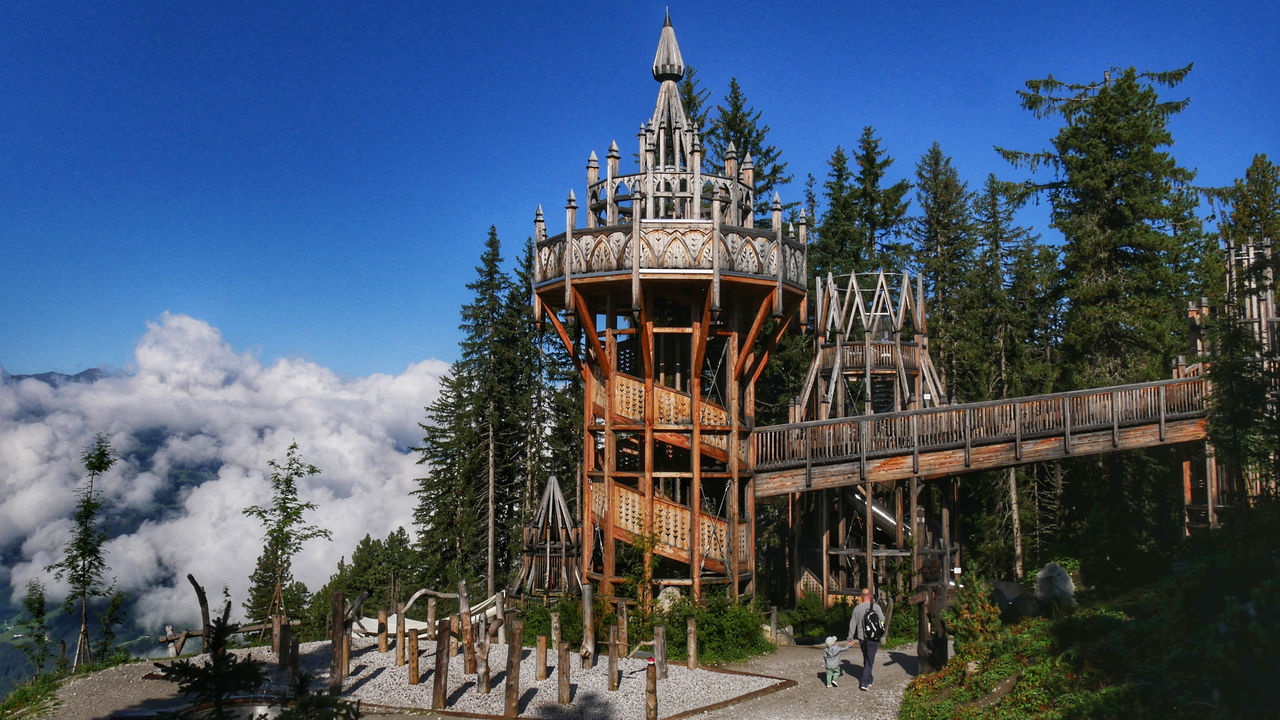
[658,590,771,665]
[946,577,1005,659]
[0,672,61,718]
[520,595,585,648]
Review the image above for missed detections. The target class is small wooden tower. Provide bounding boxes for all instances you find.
[787,269,955,605]
[514,476,582,599]
[531,15,807,604]
[794,270,948,421]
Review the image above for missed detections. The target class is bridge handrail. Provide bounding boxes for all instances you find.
[753,377,1208,472]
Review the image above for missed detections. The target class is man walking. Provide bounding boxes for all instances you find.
[847,587,886,691]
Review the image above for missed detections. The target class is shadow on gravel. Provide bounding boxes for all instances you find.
[885,649,921,676]
[102,695,192,719]
[346,666,384,694]
[517,687,537,714]
[447,679,475,705]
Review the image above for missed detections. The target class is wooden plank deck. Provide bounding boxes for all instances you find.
[752,377,1209,498]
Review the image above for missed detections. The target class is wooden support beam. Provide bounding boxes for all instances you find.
[733,289,777,380]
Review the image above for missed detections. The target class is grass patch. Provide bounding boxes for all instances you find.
[0,673,61,719]
[901,504,1280,719]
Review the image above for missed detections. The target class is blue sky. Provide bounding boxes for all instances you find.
[3,0,1276,378]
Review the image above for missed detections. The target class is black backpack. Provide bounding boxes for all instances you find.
[862,607,885,641]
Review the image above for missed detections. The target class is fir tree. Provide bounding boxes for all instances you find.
[19,580,50,680]
[850,127,912,271]
[47,433,117,669]
[1000,64,1206,388]
[413,226,531,594]
[910,143,975,398]
[704,78,793,218]
[1000,65,1205,587]
[154,602,266,719]
[678,64,711,140]
[810,146,859,280]
[242,442,331,622]
[1210,154,1280,492]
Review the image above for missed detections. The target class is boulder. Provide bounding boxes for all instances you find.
[654,586,683,615]
[1034,562,1077,612]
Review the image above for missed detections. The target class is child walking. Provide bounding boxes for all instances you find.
[823,635,852,687]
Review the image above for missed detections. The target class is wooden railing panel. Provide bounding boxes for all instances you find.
[753,377,1208,473]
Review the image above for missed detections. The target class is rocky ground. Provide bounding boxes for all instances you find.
[47,636,922,719]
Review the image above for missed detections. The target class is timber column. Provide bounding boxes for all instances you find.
[531,14,807,604]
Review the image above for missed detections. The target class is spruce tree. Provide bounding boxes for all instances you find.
[850,127,912,271]
[1000,64,1206,388]
[704,78,793,218]
[413,226,531,594]
[1000,65,1206,586]
[910,143,975,399]
[678,64,712,139]
[1210,154,1280,492]
[47,433,116,669]
[810,146,859,280]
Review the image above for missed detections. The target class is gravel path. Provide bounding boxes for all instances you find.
[48,637,922,719]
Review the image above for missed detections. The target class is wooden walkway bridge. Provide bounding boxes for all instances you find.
[752,377,1210,497]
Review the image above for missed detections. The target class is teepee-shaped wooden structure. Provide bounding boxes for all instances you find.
[514,476,582,598]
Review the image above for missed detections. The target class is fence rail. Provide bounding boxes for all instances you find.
[753,377,1209,473]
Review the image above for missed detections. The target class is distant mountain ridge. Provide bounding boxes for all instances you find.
[1,368,108,386]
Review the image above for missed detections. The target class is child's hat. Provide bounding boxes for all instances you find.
[825,635,836,646]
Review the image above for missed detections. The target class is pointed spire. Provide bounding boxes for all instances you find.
[608,140,620,158]
[652,11,684,82]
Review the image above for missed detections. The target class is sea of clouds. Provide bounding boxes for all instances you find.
[0,312,448,634]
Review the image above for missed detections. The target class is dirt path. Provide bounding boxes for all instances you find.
[683,643,919,720]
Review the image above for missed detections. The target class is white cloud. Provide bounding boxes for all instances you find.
[1,313,448,632]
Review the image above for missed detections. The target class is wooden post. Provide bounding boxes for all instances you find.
[536,634,548,681]
[608,625,619,691]
[653,624,667,680]
[495,591,507,645]
[459,581,475,674]
[503,618,524,719]
[558,641,571,704]
[581,583,595,669]
[432,618,450,710]
[427,598,437,640]
[342,632,351,680]
[378,609,388,653]
[408,629,420,685]
[646,659,658,720]
[395,602,406,666]
[329,590,344,691]
[271,614,282,654]
[550,612,562,646]
[769,606,777,644]
[450,627,459,658]
[277,623,291,671]
[288,637,299,683]
[686,616,697,670]
[617,600,629,651]
[477,618,492,694]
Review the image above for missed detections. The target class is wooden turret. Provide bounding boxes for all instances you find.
[531,14,806,604]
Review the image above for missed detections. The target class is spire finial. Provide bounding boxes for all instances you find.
[652,12,684,82]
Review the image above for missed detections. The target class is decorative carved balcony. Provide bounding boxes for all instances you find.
[533,219,807,292]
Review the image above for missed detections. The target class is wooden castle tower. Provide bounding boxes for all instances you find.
[531,15,807,604]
